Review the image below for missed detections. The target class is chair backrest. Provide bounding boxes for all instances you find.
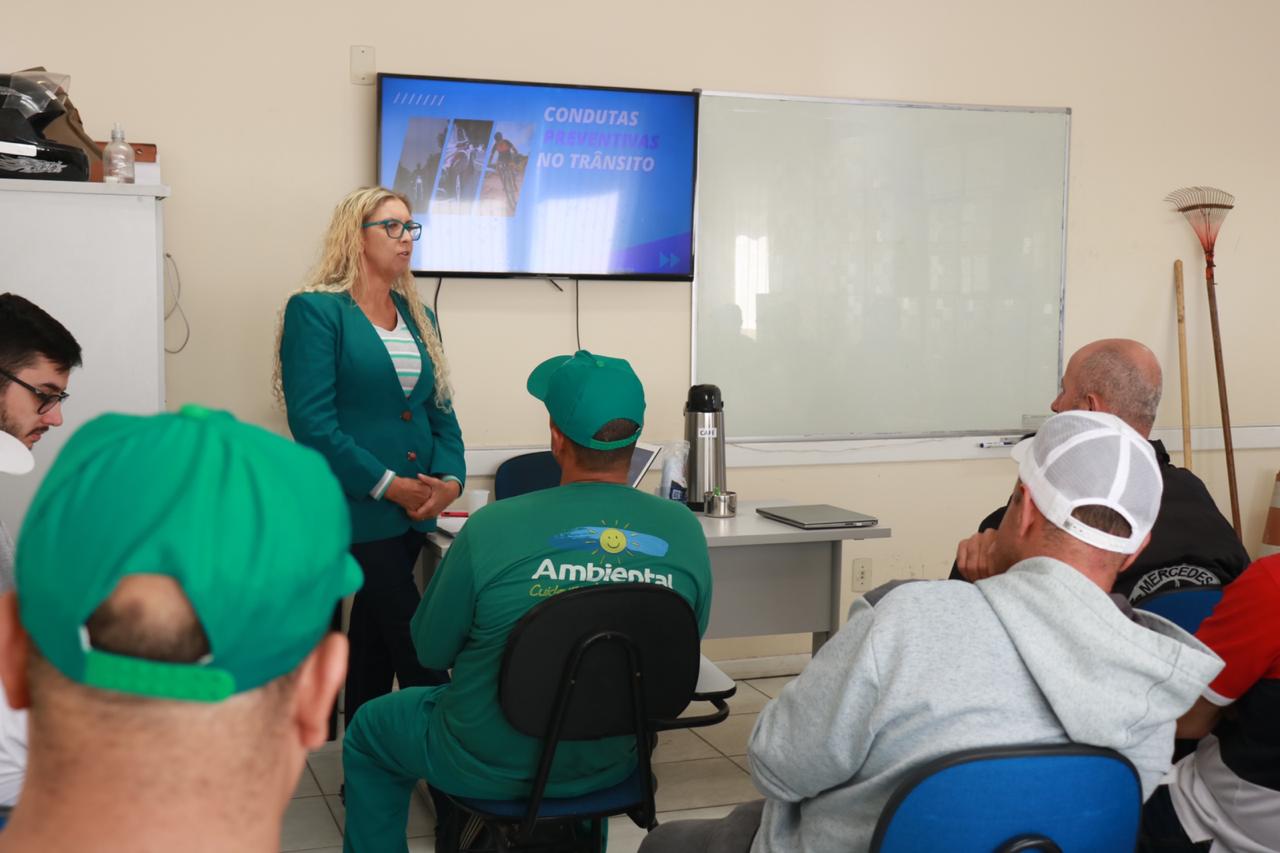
[494,451,562,501]
[870,744,1142,853]
[1134,586,1224,633]
[498,583,700,740]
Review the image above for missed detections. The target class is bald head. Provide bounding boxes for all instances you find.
[1051,339,1162,436]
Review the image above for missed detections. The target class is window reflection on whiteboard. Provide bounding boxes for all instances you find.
[734,235,769,340]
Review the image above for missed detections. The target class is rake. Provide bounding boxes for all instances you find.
[1165,186,1241,538]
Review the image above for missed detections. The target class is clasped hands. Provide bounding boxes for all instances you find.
[385,474,462,522]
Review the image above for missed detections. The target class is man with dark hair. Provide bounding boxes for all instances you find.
[640,411,1222,853]
[952,338,1248,600]
[0,294,82,810]
[0,293,81,450]
[343,350,713,852]
[0,406,360,851]
[0,293,82,596]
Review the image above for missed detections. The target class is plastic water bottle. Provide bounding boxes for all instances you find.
[658,441,690,503]
[102,123,135,184]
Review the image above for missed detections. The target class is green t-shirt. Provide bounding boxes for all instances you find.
[411,481,713,799]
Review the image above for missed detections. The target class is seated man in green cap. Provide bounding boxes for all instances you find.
[342,350,714,853]
[0,405,362,852]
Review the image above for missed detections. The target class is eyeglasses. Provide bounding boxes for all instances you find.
[362,218,423,241]
[0,366,69,415]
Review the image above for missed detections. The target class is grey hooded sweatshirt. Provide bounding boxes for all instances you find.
[747,557,1224,853]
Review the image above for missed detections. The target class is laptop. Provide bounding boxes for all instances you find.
[756,504,879,530]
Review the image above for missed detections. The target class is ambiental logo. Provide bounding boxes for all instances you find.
[529,523,677,597]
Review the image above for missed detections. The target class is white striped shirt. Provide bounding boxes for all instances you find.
[368,312,461,502]
[374,313,421,396]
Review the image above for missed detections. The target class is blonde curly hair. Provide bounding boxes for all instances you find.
[273,187,454,410]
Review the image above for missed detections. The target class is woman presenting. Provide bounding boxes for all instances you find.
[276,186,464,728]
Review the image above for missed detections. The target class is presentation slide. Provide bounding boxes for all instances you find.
[378,75,697,279]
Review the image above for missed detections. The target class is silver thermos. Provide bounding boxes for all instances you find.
[684,384,726,511]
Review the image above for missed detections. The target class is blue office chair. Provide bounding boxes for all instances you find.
[1136,586,1227,761]
[1134,586,1224,633]
[869,744,1141,853]
[494,451,562,501]
[443,584,732,852]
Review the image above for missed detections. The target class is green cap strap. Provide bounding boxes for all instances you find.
[585,428,642,450]
[83,649,236,703]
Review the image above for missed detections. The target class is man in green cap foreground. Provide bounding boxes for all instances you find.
[342,350,713,852]
[0,405,362,852]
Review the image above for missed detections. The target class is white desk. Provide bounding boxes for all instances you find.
[424,500,891,652]
[697,501,891,651]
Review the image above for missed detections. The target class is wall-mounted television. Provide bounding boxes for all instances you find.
[377,74,698,280]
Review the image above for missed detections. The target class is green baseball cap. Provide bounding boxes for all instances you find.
[15,405,363,703]
[526,350,645,449]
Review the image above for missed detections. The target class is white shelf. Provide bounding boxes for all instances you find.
[0,178,169,199]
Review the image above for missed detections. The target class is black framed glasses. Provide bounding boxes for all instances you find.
[362,218,423,241]
[0,366,69,415]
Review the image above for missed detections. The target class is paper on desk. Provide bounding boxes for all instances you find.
[436,515,466,536]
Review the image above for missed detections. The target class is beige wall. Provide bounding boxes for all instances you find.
[8,0,1280,660]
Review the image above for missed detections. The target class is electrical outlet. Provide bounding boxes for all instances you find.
[350,45,376,85]
[852,558,873,591]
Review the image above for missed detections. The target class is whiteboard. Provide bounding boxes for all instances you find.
[693,93,1069,440]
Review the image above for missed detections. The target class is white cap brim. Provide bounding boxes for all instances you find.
[0,431,34,475]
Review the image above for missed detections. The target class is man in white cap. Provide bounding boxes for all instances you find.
[640,410,1223,853]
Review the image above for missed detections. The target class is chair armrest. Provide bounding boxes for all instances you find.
[653,656,736,731]
[694,655,737,702]
[653,695,729,731]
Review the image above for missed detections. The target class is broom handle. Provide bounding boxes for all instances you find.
[1204,253,1243,538]
[1174,260,1192,470]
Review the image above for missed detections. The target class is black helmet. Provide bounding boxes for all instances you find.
[0,71,89,181]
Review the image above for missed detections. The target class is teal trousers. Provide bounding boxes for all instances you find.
[341,685,615,852]
[342,686,440,853]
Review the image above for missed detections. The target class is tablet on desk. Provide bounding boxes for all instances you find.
[627,441,661,487]
[756,504,879,530]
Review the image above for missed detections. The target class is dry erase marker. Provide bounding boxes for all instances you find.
[978,438,1019,449]
[440,511,469,518]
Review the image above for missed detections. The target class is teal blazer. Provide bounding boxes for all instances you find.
[280,290,466,543]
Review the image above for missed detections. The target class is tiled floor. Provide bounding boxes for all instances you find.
[281,677,792,852]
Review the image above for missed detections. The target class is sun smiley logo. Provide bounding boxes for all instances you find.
[547,522,670,559]
[598,528,628,554]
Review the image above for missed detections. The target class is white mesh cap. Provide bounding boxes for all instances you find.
[1010,410,1162,554]
[0,431,33,475]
